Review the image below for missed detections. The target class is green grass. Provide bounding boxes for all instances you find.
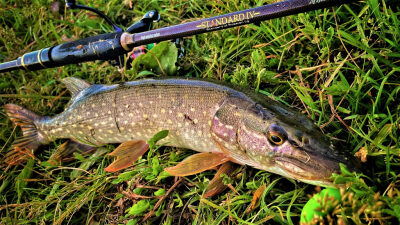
[1,0,399,224]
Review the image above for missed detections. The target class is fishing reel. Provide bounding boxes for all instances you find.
[64,0,184,69]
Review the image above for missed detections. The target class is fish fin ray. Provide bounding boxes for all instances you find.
[4,104,43,165]
[48,140,97,165]
[204,161,236,198]
[165,152,230,176]
[104,140,149,172]
[61,77,91,99]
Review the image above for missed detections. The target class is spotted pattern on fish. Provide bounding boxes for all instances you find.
[4,78,358,187]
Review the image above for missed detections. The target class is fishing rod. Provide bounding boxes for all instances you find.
[0,0,356,73]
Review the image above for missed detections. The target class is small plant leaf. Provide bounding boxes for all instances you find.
[127,200,150,216]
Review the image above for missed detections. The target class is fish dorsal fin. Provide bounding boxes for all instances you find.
[61,77,91,99]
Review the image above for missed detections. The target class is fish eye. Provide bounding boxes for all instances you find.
[267,125,287,146]
[268,131,285,145]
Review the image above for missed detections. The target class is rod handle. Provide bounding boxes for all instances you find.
[0,32,128,72]
[50,31,127,66]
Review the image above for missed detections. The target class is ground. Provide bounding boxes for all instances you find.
[0,0,399,224]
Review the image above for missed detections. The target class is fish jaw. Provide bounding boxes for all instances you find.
[235,123,342,186]
[270,143,341,187]
[262,113,361,186]
[252,117,356,186]
[211,97,357,186]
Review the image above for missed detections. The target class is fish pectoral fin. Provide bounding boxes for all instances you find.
[245,183,267,213]
[48,140,97,165]
[204,161,236,198]
[165,152,230,176]
[104,140,149,172]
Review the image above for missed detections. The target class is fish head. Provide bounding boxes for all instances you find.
[212,98,358,187]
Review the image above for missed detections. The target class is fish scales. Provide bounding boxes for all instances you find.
[39,79,247,153]
[4,78,358,187]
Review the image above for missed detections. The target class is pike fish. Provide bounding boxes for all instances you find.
[4,78,356,192]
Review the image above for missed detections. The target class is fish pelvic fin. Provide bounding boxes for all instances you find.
[4,104,44,165]
[105,140,150,172]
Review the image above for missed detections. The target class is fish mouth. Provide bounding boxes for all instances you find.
[270,135,360,186]
[273,152,345,186]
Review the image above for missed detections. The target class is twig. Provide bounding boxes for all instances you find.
[141,177,182,221]
[0,202,49,211]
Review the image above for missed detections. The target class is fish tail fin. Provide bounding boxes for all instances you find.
[4,104,43,165]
